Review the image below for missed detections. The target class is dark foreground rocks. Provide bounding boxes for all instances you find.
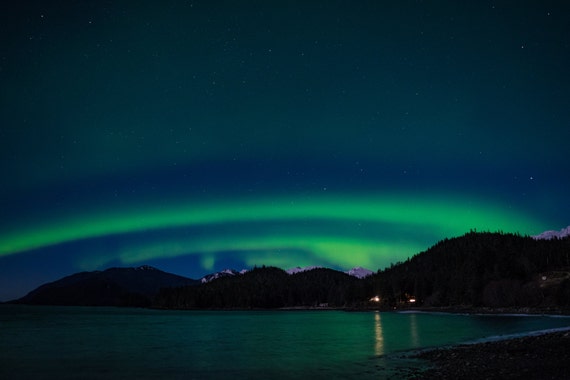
[411,330,570,379]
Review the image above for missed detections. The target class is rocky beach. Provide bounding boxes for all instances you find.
[408,330,570,379]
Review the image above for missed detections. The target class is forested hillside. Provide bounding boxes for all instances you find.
[369,231,570,308]
[154,266,369,309]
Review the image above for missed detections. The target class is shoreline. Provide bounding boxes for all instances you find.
[5,302,570,316]
[345,305,570,316]
[402,329,570,379]
[402,305,570,316]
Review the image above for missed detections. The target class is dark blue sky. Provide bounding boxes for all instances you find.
[1,1,569,300]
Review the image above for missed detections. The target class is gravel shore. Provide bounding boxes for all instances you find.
[408,330,570,379]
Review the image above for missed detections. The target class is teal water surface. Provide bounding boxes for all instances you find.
[1,305,569,379]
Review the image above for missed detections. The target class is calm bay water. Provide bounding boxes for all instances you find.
[1,305,570,379]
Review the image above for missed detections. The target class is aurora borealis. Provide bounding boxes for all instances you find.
[1,1,569,300]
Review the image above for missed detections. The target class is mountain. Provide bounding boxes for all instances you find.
[14,265,198,307]
[14,229,570,310]
[346,266,374,279]
[200,269,248,283]
[533,226,570,240]
[286,266,321,275]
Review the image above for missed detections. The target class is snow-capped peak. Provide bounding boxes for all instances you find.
[532,226,570,240]
[200,269,243,283]
[346,267,374,279]
[199,265,375,283]
[286,266,321,275]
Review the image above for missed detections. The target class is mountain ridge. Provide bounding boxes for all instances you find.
[533,226,570,240]
[11,228,570,309]
[156,231,570,310]
[201,266,375,283]
[13,265,198,307]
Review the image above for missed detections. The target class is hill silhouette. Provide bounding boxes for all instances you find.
[14,265,198,307]
[154,266,366,309]
[368,231,570,309]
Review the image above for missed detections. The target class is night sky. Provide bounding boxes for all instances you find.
[1,1,569,301]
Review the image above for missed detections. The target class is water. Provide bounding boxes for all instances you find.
[1,305,569,379]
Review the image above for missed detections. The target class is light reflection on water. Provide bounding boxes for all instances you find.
[374,311,384,356]
[409,313,419,348]
[373,311,423,357]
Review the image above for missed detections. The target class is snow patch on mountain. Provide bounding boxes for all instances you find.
[201,266,375,282]
[201,269,245,283]
[345,267,374,279]
[532,226,570,240]
[286,266,321,275]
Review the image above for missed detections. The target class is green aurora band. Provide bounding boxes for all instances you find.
[0,193,548,271]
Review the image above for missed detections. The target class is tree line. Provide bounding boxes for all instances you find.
[154,266,369,309]
[153,232,570,309]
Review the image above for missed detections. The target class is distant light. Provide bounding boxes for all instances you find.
[370,296,380,302]
[409,298,416,303]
